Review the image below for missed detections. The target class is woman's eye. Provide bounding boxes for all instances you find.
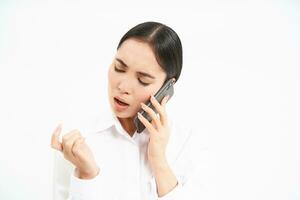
[138,79,150,86]
[114,66,150,86]
[114,66,125,72]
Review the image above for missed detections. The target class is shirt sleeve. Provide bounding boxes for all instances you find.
[68,169,107,200]
[150,126,209,200]
[52,151,74,200]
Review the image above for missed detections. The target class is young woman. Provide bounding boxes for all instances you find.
[51,21,205,200]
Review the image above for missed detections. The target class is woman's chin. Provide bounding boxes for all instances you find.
[114,110,137,119]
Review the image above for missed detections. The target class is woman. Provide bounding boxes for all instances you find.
[51,21,206,200]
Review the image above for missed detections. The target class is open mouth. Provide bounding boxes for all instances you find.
[114,97,129,106]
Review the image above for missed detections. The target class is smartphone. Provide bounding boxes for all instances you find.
[133,78,176,133]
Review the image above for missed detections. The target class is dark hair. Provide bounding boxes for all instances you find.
[117,21,183,84]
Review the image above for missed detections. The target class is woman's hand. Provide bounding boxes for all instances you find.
[51,124,99,179]
[138,95,171,167]
[138,96,179,196]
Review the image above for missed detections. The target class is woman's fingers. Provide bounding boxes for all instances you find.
[137,112,157,133]
[160,95,170,108]
[72,137,86,159]
[62,131,82,161]
[149,95,169,126]
[140,102,162,130]
[50,126,98,178]
[51,123,63,152]
[159,95,170,125]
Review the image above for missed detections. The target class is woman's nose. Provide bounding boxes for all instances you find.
[117,79,132,94]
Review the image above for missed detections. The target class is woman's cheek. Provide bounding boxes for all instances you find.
[141,92,152,103]
[108,68,114,85]
[133,90,146,107]
[110,71,119,87]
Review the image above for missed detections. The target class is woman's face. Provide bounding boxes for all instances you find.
[108,38,167,118]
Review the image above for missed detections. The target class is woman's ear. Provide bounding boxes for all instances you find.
[171,77,176,84]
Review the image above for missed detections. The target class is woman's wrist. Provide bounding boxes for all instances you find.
[149,157,178,197]
[75,167,100,179]
[149,156,169,174]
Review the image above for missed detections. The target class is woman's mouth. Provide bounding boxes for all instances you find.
[114,97,130,111]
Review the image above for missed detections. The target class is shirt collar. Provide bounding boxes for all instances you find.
[92,106,173,137]
[93,107,141,137]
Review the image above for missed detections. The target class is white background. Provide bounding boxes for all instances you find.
[0,0,299,199]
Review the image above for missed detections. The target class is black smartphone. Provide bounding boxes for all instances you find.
[133,78,176,133]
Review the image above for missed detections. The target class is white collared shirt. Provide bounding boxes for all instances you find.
[52,108,208,200]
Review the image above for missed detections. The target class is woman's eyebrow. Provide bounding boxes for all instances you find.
[139,71,155,79]
[115,58,156,79]
[115,58,129,68]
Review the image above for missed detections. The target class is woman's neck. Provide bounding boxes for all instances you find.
[117,117,137,137]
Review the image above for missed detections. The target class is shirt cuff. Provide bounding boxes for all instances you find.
[69,169,104,199]
[150,175,183,200]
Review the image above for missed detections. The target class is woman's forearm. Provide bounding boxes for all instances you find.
[151,157,178,197]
